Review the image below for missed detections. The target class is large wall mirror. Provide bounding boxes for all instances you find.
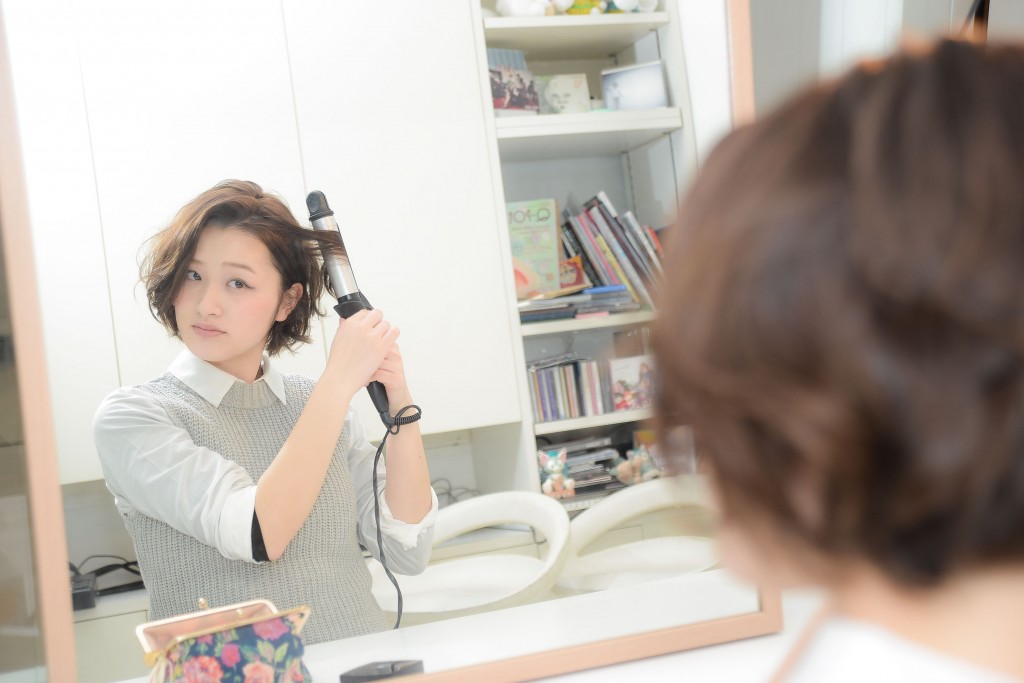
[0,198,46,678]
[9,0,1024,681]
[0,1,789,681]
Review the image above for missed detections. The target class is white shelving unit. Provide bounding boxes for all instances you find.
[476,3,699,497]
[495,108,685,161]
[483,13,671,59]
[533,408,654,437]
[520,310,656,337]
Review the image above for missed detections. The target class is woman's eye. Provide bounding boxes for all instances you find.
[228,279,248,289]
[185,270,201,281]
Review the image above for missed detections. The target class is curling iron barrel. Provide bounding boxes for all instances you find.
[306,190,393,424]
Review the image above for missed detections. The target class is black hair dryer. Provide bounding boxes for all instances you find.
[306,190,392,426]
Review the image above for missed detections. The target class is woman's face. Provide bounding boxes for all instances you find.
[173,226,297,380]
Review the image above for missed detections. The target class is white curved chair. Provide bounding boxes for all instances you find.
[554,475,718,596]
[366,491,571,626]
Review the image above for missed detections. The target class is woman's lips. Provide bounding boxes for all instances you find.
[192,325,224,338]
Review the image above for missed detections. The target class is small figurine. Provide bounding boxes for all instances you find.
[610,445,662,485]
[537,448,576,499]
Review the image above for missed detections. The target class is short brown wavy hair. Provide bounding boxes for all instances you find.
[654,40,1024,586]
[141,179,346,355]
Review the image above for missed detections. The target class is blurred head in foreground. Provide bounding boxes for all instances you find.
[653,38,1024,594]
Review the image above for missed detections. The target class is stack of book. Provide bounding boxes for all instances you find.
[560,191,665,310]
[528,351,654,423]
[518,284,638,323]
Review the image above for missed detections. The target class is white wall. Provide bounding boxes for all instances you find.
[820,0,904,78]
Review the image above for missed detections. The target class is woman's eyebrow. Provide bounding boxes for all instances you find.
[191,258,256,274]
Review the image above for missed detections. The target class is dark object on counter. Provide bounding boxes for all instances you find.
[340,660,424,682]
[71,573,96,610]
[97,579,145,596]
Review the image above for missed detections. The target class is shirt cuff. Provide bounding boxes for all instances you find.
[220,485,259,562]
[377,487,439,550]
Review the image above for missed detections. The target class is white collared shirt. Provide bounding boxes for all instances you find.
[94,349,437,563]
[787,616,1022,683]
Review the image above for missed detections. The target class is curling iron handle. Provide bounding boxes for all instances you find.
[333,293,392,419]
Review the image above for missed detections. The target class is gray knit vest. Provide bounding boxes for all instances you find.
[121,372,388,644]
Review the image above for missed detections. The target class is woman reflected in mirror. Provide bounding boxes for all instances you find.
[654,39,1024,682]
[93,180,436,643]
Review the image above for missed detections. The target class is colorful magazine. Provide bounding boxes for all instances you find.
[508,198,561,299]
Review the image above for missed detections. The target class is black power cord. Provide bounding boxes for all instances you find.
[371,403,422,629]
[69,556,144,609]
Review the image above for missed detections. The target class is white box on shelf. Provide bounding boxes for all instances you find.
[601,60,668,111]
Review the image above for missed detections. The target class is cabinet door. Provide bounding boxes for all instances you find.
[73,0,328,391]
[283,2,522,435]
[74,610,151,683]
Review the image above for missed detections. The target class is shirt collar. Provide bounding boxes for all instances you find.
[167,349,288,407]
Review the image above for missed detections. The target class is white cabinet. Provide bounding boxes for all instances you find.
[4,1,522,483]
[282,1,522,436]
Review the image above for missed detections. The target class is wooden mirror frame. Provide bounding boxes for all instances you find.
[0,9,78,680]
[1,1,767,681]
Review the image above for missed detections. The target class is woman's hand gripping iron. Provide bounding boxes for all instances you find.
[306,190,394,427]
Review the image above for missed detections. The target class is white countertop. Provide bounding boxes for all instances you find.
[113,570,823,682]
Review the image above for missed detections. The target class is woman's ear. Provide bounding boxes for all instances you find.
[276,283,303,322]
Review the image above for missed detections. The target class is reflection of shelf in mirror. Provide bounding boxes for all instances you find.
[534,408,652,436]
[496,109,683,162]
[483,13,670,60]
[521,310,655,337]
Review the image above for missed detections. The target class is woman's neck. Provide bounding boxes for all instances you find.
[829,563,1024,678]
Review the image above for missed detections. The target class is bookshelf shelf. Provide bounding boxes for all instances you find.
[520,310,656,337]
[483,12,670,61]
[533,408,653,436]
[495,108,684,162]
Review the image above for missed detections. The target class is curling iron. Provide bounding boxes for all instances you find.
[306,190,393,426]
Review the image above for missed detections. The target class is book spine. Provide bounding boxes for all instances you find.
[553,365,566,421]
[560,220,602,286]
[571,363,581,418]
[599,361,613,413]
[622,210,663,275]
[559,228,577,259]
[563,364,577,418]
[593,192,659,280]
[593,361,603,416]
[612,210,657,283]
[592,228,640,305]
[587,205,654,309]
[536,369,547,422]
[577,361,590,417]
[585,362,598,417]
[547,367,560,422]
[544,367,557,422]
[568,212,617,286]
[590,198,656,286]
[576,211,621,286]
[579,210,627,289]
[532,368,548,421]
[646,225,666,260]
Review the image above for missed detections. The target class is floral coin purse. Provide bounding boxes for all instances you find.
[136,599,312,683]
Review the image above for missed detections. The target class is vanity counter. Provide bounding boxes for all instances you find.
[113,569,815,682]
